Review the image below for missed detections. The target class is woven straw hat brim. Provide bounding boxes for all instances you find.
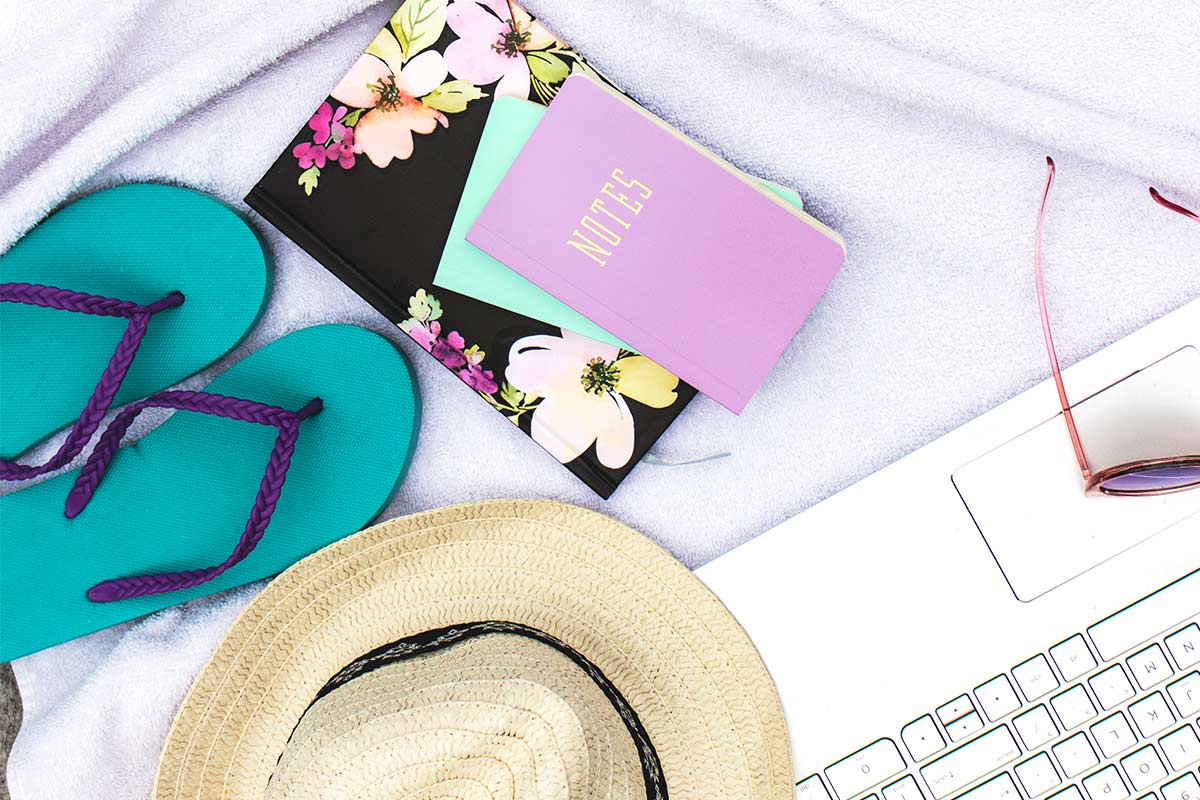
[154,499,792,799]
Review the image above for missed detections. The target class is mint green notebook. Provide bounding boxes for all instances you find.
[433,97,803,350]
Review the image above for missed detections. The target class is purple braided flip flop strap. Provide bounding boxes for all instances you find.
[0,282,184,481]
[61,389,323,602]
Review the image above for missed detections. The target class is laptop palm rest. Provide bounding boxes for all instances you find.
[952,346,1200,602]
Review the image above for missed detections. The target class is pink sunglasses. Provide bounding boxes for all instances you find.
[1036,156,1200,496]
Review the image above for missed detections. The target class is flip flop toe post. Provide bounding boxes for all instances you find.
[0,184,271,467]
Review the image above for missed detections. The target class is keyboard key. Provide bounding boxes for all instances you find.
[1139,794,1160,800]
[1089,665,1136,710]
[1161,774,1200,800]
[1053,636,1099,682]
[1128,644,1174,690]
[1053,732,1100,778]
[826,739,906,799]
[1049,786,1086,800]
[1088,573,1200,662]
[920,726,1021,799]
[977,675,1023,722]
[1082,765,1129,800]
[1167,673,1200,717]
[946,712,986,742]
[1159,725,1200,770]
[1166,624,1200,669]
[1016,752,1062,797]
[883,775,924,800]
[1053,686,1099,730]
[798,775,835,800]
[937,695,976,726]
[958,773,1021,800]
[902,716,946,763]
[1118,745,1167,792]
[1090,713,1136,758]
[1016,655,1061,702]
[1015,705,1060,750]
[1129,692,1175,737]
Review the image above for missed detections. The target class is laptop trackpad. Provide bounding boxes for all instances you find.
[952,346,1200,601]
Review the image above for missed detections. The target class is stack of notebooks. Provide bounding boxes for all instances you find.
[248,0,845,498]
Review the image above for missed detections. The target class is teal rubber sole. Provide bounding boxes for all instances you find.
[0,324,420,660]
[1,184,271,459]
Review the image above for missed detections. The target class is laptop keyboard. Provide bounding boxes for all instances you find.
[798,573,1200,800]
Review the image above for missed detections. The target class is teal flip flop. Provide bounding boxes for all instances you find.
[0,324,420,660]
[0,183,271,469]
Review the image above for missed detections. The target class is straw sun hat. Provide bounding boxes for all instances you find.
[155,499,792,799]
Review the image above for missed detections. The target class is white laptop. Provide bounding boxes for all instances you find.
[699,297,1200,800]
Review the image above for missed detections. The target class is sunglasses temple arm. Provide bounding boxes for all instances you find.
[1037,157,1093,483]
[1149,187,1200,223]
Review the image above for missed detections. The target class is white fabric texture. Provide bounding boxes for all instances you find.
[4,0,1199,797]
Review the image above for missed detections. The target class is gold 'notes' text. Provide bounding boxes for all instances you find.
[566,169,653,267]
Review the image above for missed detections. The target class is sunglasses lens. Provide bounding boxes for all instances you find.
[1099,462,1200,495]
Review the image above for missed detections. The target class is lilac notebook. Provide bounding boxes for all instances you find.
[467,76,847,412]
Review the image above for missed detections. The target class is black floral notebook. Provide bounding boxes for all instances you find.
[246,0,696,498]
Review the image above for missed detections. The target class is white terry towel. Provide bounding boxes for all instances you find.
[4,0,1200,797]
